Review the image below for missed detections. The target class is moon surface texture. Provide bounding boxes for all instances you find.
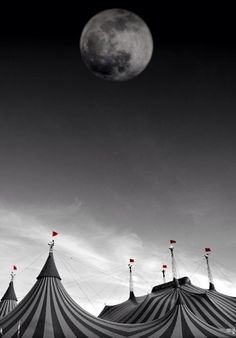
[80,9,153,81]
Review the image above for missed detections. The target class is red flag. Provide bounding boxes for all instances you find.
[162,264,167,269]
[52,231,58,237]
[205,248,211,252]
[13,265,17,271]
[170,240,176,244]
[129,258,134,263]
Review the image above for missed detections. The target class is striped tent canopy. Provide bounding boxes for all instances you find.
[99,278,192,322]
[98,294,146,322]
[206,288,236,311]
[0,280,17,319]
[126,292,235,338]
[99,276,236,330]
[0,246,234,337]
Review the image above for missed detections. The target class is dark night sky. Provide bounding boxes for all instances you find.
[0,3,236,313]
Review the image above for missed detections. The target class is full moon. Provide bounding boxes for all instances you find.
[80,9,153,81]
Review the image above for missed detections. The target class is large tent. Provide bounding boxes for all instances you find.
[100,277,236,329]
[99,244,236,336]
[0,241,234,337]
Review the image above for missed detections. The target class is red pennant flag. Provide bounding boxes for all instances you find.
[52,231,58,237]
[13,265,17,271]
[205,248,211,252]
[162,264,167,269]
[170,240,176,244]
[129,258,134,263]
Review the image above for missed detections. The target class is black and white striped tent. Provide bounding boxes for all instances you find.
[0,280,17,319]
[0,243,234,337]
[99,242,236,336]
[99,276,236,330]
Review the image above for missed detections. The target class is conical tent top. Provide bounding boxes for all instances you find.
[209,282,216,291]
[37,240,61,280]
[129,291,136,300]
[1,281,17,301]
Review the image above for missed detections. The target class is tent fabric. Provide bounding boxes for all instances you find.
[129,294,234,338]
[98,294,146,322]
[0,299,17,319]
[0,281,17,318]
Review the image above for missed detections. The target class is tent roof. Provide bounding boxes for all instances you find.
[1,281,17,301]
[99,276,236,328]
[37,251,61,280]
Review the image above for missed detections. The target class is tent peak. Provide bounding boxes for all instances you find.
[37,244,61,280]
[1,281,17,301]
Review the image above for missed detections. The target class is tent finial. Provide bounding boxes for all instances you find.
[48,239,55,253]
[10,272,15,282]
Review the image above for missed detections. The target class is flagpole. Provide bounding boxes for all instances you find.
[48,231,58,254]
[11,271,15,282]
[169,240,179,287]
[11,265,17,282]
[128,263,135,300]
[162,268,166,284]
[204,249,215,290]
[169,245,177,280]
[48,239,55,253]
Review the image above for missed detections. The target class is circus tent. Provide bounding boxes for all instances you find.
[0,274,17,319]
[100,276,236,328]
[0,239,235,337]
[99,242,236,335]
